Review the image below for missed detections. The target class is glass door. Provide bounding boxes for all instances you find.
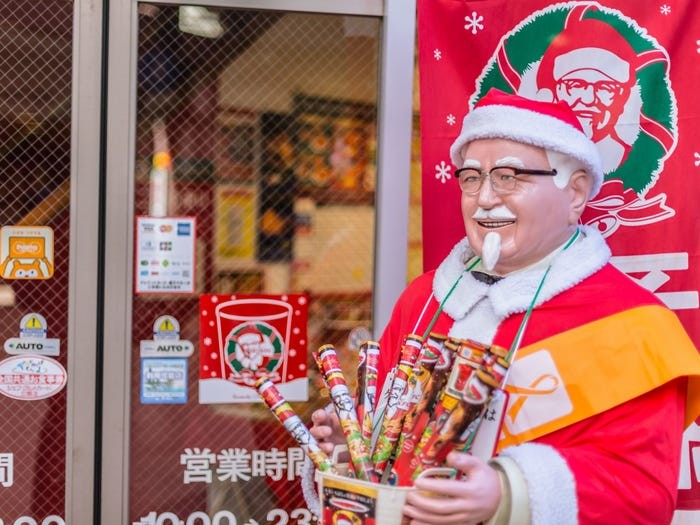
[0,1,102,524]
[103,1,415,523]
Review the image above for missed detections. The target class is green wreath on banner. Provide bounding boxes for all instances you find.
[225,321,284,385]
[472,1,677,196]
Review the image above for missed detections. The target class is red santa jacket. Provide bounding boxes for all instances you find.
[375,227,700,524]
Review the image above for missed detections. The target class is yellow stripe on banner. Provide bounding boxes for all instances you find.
[498,305,700,449]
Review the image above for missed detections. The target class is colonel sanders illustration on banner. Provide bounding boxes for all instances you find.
[470,2,677,238]
[417,1,700,521]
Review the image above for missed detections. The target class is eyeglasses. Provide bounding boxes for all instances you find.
[454,166,558,194]
[559,79,623,105]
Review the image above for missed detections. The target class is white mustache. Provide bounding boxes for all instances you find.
[472,205,516,220]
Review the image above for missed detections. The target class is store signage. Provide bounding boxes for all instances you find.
[0,516,65,524]
[140,315,194,358]
[4,313,60,356]
[198,294,309,403]
[132,508,309,525]
[140,357,188,404]
[0,225,54,280]
[135,216,196,294]
[0,355,67,400]
[0,451,13,488]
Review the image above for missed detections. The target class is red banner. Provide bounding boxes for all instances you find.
[418,0,700,517]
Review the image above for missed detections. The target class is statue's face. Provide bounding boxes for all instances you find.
[460,138,582,275]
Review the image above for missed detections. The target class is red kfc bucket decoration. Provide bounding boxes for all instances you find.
[199,293,309,403]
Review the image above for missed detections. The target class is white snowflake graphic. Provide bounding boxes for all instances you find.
[660,4,671,15]
[446,114,456,126]
[694,152,700,167]
[464,11,484,35]
[434,48,442,60]
[435,160,452,183]
[697,40,700,53]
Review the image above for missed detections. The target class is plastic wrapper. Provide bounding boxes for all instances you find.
[356,340,380,448]
[318,344,377,482]
[371,334,423,478]
[256,376,336,473]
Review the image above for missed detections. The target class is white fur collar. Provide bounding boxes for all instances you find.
[433,226,611,322]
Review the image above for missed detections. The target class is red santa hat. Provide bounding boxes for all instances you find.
[536,15,637,88]
[449,89,604,197]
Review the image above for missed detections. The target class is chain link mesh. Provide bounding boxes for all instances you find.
[0,3,420,522]
[0,0,73,522]
[130,6,382,523]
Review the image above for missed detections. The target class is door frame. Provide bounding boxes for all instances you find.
[66,1,104,523]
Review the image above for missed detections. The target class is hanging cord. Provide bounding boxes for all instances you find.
[455,228,581,457]
[420,256,481,340]
[502,228,580,381]
[419,228,580,363]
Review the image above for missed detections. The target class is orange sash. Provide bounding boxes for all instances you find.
[497,304,700,450]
